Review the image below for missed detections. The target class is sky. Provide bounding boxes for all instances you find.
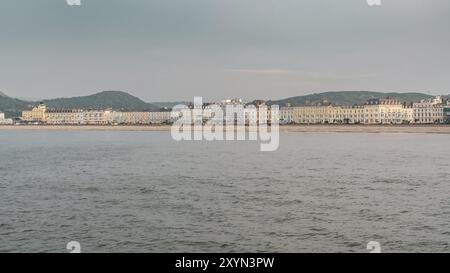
[0,0,449,102]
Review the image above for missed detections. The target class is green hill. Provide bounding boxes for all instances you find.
[0,91,160,117]
[0,92,31,118]
[42,91,158,111]
[269,91,434,106]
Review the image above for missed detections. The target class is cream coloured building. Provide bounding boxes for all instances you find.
[290,98,417,125]
[280,106,294,124]
[362,103,381,124]
[330,106,365,124]
[402,106,414,124]
[22,104,47,123]
[293,105,332,124]
[121,112,151,124]
[377,99,412,124]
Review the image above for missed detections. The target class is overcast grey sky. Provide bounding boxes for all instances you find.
[0,0,449,101]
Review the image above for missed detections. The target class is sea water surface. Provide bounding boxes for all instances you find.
[0,131,449,253]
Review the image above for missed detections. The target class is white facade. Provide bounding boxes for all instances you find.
[148,111,171,124]
[0,112,13,125]
[413,96,445,124]
[83,110,110,125]
[46,110,84,125]
[46,109,109,125]
[92,110,172,125]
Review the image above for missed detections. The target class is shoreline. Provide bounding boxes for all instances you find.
[2,124,450,134]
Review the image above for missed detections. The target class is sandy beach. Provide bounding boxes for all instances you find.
[1,124,450,134]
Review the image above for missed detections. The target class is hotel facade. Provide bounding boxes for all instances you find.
[283,96,446,125]
[22,103,47,123]
[22,106,172,125]
[412,96,445,124]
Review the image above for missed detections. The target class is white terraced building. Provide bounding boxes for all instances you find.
[46,109,85,125]
[0,112,13,125]
[148,111,171,124]
[413,96,445,124]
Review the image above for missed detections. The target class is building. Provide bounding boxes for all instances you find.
[120,112,150,125]
[280,106,294,124]
[289,98,417,125]
[0,112,13,125]
[46,109,111,125]
[46,109,84,125]
[362,100,381,124]
[83,110,111,125]
[402,104,414,124]
[361,98,410,124]
[174,99,270,125]
[413,96,445,124]
[253,101,274,125]
[18,96,448,126]
[293,105,332,124]
[222,98,246,125]
[107,111,125,124]
[330,105,365,124]
[444,100,450,124]
[148,111,172,124]
[377,99,404,124]
[22,103,47,123]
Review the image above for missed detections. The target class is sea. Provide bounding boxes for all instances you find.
[0,131,449,252]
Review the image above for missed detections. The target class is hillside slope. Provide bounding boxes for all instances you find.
[42,91,158,111]
[269,91,434,106]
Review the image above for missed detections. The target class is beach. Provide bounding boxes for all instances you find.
[1,124,450,134]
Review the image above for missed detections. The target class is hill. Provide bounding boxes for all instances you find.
[0,91,160,117]
[269,91,434,106]
[0,92,31,117]
[1,90,447,118]
[42,91,158,111]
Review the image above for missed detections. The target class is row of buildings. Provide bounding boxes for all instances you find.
[21,104,172,125]
[280,96,450,125]
[19,98,273,126]
[16,95,450,126]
